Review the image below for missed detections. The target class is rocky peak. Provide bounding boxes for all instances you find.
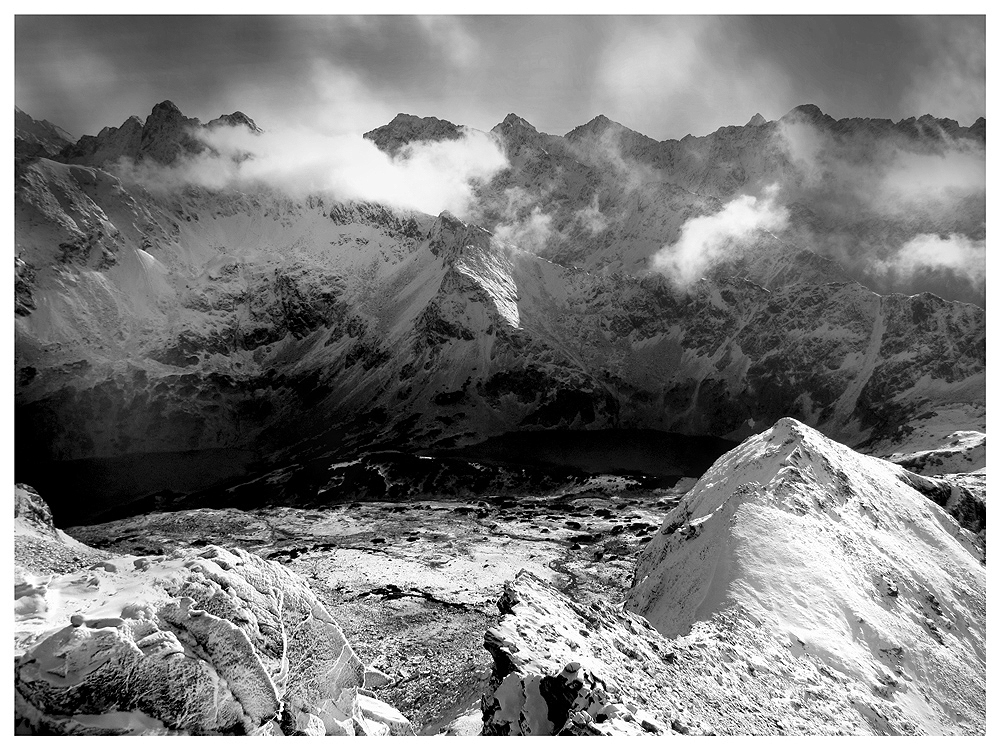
[363,113,462,156]
[55,101,268,168]
[14,483,56,535]
[970,116,986,139]
[490,113,544,154]
[779,103,837,128]
[493,113,537,133]
[207,111,263,133]
[138,100,204,163]
[745,112,767,127]
[565,113,619,140]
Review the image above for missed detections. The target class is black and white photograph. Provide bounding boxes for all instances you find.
[11,10,986,737]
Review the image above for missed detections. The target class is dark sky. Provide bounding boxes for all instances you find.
[14,15,986,140]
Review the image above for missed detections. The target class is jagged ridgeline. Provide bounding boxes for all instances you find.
[14,102,984,521]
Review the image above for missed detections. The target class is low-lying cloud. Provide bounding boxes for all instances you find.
[651,189,788,287]
[115,122,509,218]
[869,233,986,289]
[493,206,556,252]
[775,118,985,221]
[573,194,609,234]
[767,115,985,302]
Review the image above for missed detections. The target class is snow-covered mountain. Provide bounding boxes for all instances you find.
[13,102,986,518]
[481,419,984,735]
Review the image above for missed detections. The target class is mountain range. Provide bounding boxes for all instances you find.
[13,102,985,519]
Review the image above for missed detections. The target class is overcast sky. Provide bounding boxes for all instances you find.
[15,15,986,141]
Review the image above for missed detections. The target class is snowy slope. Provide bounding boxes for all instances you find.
[628,417,984,733]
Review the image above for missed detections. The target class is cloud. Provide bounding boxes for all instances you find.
[775,117,985,218]
[493,207,555,252]
[651,189,789,287]
[770,115,986,298]
[113,121,508,218]
[573,194,608,234]
[869,233,985,289]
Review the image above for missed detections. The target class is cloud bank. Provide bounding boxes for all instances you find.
[870,234,986,290]
[116,122,508,218]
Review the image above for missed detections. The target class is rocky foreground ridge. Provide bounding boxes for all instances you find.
[14,487,413,736]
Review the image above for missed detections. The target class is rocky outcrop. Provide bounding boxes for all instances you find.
[14,541,414,736]
[481,570,708,736]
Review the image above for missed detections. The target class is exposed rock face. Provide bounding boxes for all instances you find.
[14,541,414,736]
[15,483,57,532]
[481,419,985,735]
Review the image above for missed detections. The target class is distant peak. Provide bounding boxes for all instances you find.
[363,114,462,155]
[499,113,536,130]
[151,100,182,115]
[207,111,262,133]
[580,114,616,131]
[746,113,767,127]
[564,114,632,141]
[781,104,832,124]
[492,114,539,139]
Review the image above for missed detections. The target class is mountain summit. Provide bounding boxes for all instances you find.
[362,113,463,156]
